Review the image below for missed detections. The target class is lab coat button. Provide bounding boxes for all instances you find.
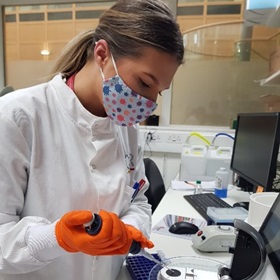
[90,164,96,171]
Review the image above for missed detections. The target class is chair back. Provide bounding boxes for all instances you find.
[143,158,166,213]
[0,86,14,97]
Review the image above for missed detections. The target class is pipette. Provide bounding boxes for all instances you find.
[84,214,172,270]
[137,248,172,270]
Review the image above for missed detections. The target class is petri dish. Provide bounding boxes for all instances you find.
[148,256,226,280]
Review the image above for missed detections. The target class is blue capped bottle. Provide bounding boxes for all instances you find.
[214,167,229,198]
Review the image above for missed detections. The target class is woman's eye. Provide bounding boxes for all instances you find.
[140,79,150,88]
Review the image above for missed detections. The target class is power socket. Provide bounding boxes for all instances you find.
[153,133,162,142]
[141,129,187,153]
[146,131,162,143]
[167,134,184,144]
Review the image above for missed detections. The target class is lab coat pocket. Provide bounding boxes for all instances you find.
[116,185,135,215]
[126,184,136,201]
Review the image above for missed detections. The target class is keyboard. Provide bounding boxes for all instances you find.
[183,193,232,221]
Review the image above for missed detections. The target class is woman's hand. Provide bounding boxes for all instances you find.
[55,210,132,255]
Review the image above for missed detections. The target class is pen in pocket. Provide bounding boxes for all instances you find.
[131,179,146,202]
[138,179,146,190]
[131,182,140,202]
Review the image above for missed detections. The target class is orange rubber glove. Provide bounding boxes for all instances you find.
[125,225,154,250]
[55,210,132,256]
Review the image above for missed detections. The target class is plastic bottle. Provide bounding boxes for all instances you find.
[215,167,229,198]
[195,180,203,194]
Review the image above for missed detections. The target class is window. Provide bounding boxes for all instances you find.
[171,22,280,126]
[1,0,280,127]
[2,1,115,90]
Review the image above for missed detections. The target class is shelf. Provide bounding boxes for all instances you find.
[259,69,280,86]
[259,93,280,104]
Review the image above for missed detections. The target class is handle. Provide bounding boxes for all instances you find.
[190,145,207,156]
[84,213,102,235]
[129,240,141,254]
[84,213,141,254]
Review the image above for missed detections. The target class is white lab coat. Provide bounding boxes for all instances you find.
[0,75,152,280]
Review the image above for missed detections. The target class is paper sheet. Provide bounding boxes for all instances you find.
[171,180,215,191]
[185,268,218,279]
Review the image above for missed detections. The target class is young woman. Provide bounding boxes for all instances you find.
[0,0,184,279]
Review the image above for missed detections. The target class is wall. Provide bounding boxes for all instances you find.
[139,125,235,189]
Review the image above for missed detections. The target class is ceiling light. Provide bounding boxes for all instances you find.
[40,49,50,56]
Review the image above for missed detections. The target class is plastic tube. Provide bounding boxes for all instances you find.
[186,132,211,146]
[212,133,235,146]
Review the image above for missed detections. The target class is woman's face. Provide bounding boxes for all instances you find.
[101,46,180,103]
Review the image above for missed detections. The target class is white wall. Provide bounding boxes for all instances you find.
[140,125,235,189]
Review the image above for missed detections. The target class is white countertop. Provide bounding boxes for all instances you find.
[117,187,278,279]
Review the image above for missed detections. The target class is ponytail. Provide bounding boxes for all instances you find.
[51,30,95,79]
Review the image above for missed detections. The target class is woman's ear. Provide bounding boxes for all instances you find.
[94,39,110,69]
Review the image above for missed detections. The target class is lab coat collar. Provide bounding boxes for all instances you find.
[51,74,117,135]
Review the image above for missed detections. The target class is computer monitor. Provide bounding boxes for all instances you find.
[259,192,280,278]
[230,112,280,193]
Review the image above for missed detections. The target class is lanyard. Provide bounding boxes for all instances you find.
[66,74,135,173]
[118,127,135,173]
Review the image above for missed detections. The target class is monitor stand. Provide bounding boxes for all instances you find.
[237,177,254,192]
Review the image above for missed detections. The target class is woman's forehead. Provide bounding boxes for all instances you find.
[119,47,179,88]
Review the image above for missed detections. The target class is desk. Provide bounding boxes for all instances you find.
[117,187,278,279]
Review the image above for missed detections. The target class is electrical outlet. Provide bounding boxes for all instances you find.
[152,133,162,142]
[140,128,188,153]
[145,131,162,143]
[167,134,184,144]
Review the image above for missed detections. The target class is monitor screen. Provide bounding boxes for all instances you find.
[230,112,280,192]
[259,193,280,278]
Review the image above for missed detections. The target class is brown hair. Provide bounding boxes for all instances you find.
[51,0,184,79]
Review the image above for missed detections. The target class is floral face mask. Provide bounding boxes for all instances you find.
[100,54,158,126]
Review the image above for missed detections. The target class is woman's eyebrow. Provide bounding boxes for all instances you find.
[142,72,158,85]
[142,71,170,90]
